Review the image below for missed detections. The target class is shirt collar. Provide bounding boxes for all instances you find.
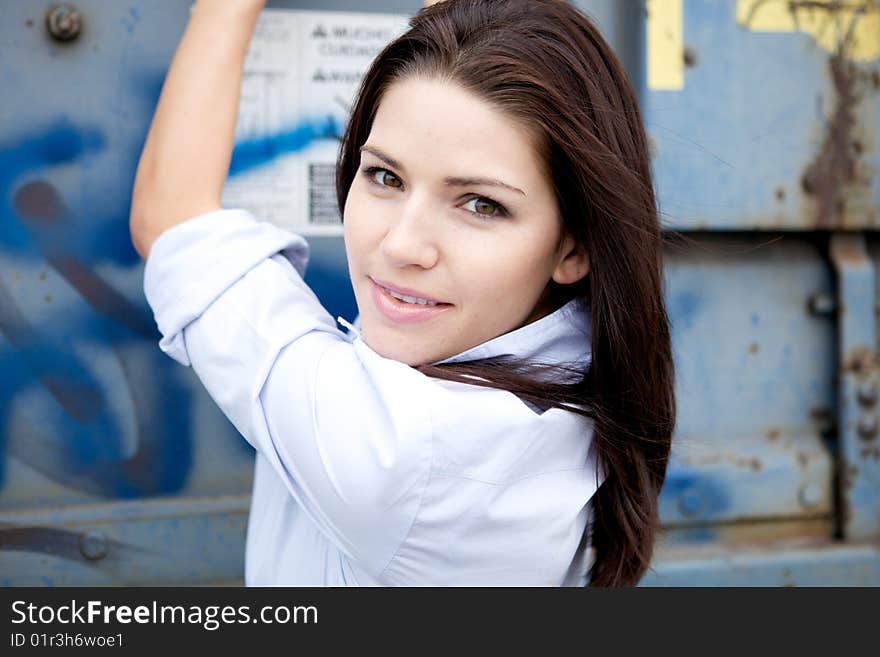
[337,296,591,369]
[430,296,592,367]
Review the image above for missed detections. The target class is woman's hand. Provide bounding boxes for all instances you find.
[195,0,267,13]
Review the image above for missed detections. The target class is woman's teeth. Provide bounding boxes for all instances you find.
[384,287,441,306]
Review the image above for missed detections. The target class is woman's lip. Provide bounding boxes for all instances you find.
[369,277,449,305]
[370,278,454,325]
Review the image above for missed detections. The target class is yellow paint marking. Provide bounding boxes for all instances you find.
[737,0,879,61]
[647,0,684,90]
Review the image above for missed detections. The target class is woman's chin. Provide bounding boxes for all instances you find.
[362,329,424,365]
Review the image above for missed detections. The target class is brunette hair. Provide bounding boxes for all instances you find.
[335,0,675,586]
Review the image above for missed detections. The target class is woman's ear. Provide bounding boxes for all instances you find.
[551,234,589,285]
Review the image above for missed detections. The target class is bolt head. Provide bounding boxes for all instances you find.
[857,380,878,406]
[798,483,823,509]
[857,415,878,440]
[46,4,81,41]
[807,293,836,316]
[79,531,108,560]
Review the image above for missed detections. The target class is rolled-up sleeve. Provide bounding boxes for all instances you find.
[142,208,433,576]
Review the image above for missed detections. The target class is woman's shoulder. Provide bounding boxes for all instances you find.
[426,377,596,483]
[340,331,595,483]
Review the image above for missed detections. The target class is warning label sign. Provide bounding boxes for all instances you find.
[221,9,410,235]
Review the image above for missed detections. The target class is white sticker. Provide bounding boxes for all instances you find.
[221,9,410,235]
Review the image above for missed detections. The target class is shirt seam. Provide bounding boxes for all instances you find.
[376,399,436,580]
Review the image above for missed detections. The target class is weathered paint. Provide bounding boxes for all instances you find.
[799,53,870,228]
[661,432,832,526]
[832,234,880,539]
[647,0,879,230]
[737,0,880,62]
[647,0,684,90]
[645,540,880,586]
[0,496,249,586]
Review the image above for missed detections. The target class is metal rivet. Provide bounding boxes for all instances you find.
[857,415,878,440]
[857,380,878,406]
[79,531,108,560]
[45,4,82,42]
[807,292,836,316]
[798,483,822,509]
[678,488,702,517]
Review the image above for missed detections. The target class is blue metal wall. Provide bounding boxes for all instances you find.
[0,0,877,586]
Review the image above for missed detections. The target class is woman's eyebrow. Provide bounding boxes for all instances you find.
[360,145,405,171]
[360,144,526,197]
[445,175,526,197]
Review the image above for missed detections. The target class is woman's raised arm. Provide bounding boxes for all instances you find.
[129,0,266,260]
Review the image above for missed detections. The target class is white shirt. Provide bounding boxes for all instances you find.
[143,208,604,586]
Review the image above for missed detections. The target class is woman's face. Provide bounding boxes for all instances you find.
[343,76,587,366]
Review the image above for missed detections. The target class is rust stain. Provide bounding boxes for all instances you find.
[749,341,760,355]
[800,53,864,228]
[679,453,763,471]
[797,451,811,468]
[793,0,879,228]
[766,427,782,441]
[842,345,879,374]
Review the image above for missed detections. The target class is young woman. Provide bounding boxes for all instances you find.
[130,0,675,586]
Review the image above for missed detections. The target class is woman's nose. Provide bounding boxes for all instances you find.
[380,193,439,269]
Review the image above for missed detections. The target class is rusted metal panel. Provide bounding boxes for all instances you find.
[646,0,879,230]
[834,233,880,539]
[661,433,832,527]
[0,496,248,586]
[645,540,880,586]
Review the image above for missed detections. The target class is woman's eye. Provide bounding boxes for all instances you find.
[364,167,402,189]
[462,196,506,218]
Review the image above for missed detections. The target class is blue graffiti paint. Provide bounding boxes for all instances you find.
[0,118,194,497]
[0,120,105,258]
[0,118,104,185]
[1,110,350,500]
[228,115,342,176]
[661,471,731,519]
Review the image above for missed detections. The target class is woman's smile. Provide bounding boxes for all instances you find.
[369,276,454,325]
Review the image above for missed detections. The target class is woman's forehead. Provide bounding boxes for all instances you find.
[367,76,545,186]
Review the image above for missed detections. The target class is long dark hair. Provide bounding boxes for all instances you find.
[336,0,675,586]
